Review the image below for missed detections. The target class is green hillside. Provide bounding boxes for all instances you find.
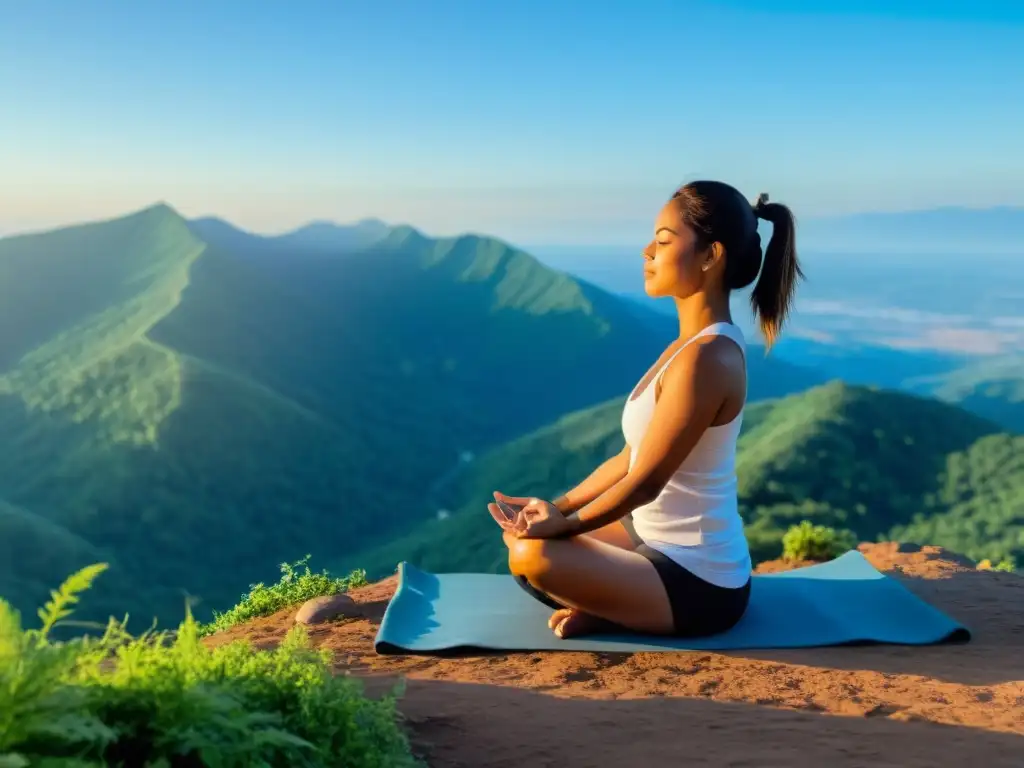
[773,339,1024,435]
[889,432,1024,560]
[0,204,821,626]
[345,381,1021,579]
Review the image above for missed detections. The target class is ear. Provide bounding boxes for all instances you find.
[701,241,726,273]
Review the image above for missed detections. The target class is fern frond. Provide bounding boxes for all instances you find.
[37,564,109,638]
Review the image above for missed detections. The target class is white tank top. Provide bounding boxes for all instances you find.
[622,322,752,589]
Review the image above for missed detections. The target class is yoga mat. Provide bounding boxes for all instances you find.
[374,551,970,654]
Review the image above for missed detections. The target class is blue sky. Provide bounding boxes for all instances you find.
[2,0,1022,244]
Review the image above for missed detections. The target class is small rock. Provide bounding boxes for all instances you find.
[295,594,359,625]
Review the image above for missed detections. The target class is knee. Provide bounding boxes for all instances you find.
[506,537,555,581]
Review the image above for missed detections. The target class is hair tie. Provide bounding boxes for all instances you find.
[752,192,769,218]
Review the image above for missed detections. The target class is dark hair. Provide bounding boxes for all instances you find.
[671,181,803,349]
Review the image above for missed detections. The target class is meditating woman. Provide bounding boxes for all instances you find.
[488,181,803,640]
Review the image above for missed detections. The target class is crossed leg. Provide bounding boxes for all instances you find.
[503,522,675,637]
[541,521,649,637]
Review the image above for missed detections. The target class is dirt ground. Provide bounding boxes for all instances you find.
[208,543,1024,767]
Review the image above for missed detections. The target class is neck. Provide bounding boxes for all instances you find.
[672,291,732,340]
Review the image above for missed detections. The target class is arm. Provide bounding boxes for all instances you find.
[565,343,731,535]
[552,444,631,515]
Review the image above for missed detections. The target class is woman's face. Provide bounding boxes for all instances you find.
[641,200,710,299]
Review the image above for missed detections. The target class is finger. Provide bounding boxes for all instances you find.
[488,502,513,522]
[513,510,530,535]
[521,522,541,539]
[487,503,514,530]
[494,491,529,508]
[500,492,539,508]
[490,503,518,529]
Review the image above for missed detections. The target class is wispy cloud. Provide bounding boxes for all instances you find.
[796,300,975,326]
[881,328,1022,355]
[791,299,1024,355]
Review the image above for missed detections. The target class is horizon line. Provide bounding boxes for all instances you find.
[1,198,1023,246]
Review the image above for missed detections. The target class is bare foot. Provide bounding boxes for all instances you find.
[548,608,573,631]
[551,609,617,639]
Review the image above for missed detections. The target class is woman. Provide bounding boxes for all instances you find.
[488,180,802,640]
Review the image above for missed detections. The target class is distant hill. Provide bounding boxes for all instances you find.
[345,382,1021,579]
[798,206,1024,255]
[903,355,1024,434]
[772,337,965,390]
[770,339,1024,434]
[0,204,821,625]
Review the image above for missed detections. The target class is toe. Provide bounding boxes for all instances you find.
[548,608,573,630]
[555,611,611,639]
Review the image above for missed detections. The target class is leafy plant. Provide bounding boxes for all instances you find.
[0,563,116,767]
[977,556,1018,573]
[782,520,857,562]
[200,555,368,636]
[0,563,415,768]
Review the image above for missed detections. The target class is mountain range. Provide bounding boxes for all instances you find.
[0,204,818,626]
[0,204,1020,627]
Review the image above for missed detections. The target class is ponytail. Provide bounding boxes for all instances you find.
[749,194,803,350]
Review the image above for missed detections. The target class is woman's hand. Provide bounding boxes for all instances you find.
[488,491,579,538]
[488,491,528,535]
[491,497,577,539]
[492,491,533,512]
[488,499,524,534]
[520,498,577,538]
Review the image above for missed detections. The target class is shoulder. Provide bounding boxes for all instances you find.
[661,334,743,393]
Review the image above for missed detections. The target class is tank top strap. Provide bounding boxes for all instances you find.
[655,322,746,387]
[707,322,746,359]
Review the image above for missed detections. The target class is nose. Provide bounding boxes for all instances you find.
[642,241,654,259]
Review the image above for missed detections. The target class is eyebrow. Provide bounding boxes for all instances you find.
[656,227,678,235]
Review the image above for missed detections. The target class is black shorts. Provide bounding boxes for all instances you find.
[514,513,751,637]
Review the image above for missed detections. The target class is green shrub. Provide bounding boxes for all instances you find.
[782,520,857,562]
[978,556,1018,573]
[200,555,368,636]
[0,563,415,768]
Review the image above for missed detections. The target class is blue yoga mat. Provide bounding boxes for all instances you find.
[374,551,970,653]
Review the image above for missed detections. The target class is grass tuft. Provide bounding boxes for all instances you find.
[200,555,368,636]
